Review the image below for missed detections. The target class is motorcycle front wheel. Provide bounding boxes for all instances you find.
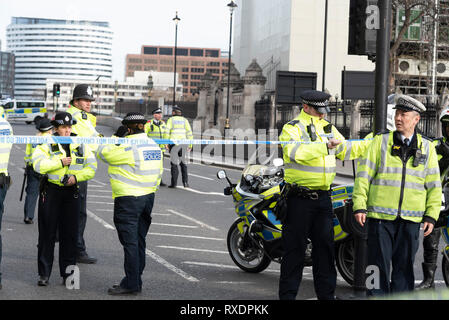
[442,256,449,287]
[227,219,272,273]
[335,239,355,286]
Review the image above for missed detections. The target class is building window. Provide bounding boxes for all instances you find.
[159,48,173,55]
[191,68,204,73]
[190,49,203,57]
[182,67,189,72]
[176,48,188,56]
[160,59,174,65]
[191,61,205,66]
[205,50,219,58]
[143,47,158,55]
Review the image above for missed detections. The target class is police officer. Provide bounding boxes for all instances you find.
[145,108,167,186]
[23,118,53,224]
[0,110,13,290]
[278,90,369,300]
[353,95,441,296]
[67,83,100,264]
[415,107,449,290]
[33,112,97,286]
[97,112,163,295]
[165,106,193,188]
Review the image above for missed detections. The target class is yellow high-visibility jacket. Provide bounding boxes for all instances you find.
[97,133,163,198]
[0,118,13,175]
[24,132,52,166]
[278,109,370,190]
[144,119,167,150]
[32,136,97,186]
[353,131,441,223]
[66,105,99,137]
[165,115,193,149]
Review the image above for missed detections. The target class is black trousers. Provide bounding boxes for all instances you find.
[367,218,420,296]
[113,193,154,291]
[279,192,336,300]
[169,145,188,186]
[76,181,88,255]
[37,183,80,279]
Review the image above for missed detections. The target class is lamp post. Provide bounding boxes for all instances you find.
[147,74,154,116]
[173,11,180,108]
[95,75,101,115]
[114,80,118,114]
[225,0,237,133]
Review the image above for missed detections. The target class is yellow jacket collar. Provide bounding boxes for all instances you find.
[299,109,326,124]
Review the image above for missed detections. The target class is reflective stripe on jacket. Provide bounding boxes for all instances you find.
[32,139,97,186]
[353,131,441,223]
[24,132,52,166]
[278,109,370,190]
[97,133,163,198]
[165,116,193,148]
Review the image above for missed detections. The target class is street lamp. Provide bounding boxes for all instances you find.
[147,74,154,116]
[95,75,102,115]
[225,0,237,133]
[173,11,181,108]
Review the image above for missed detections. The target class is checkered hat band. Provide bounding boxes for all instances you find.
[124,115,145,121]
[396,98,421,112]
[302,99,329,107]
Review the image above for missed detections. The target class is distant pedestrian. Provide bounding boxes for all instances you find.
[145,108,167,186]
[165,106,193,188]
[23,118,53,224]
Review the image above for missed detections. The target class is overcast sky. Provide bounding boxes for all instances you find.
[0,0,231,81]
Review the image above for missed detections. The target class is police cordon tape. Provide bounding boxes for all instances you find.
[0,135,371,146]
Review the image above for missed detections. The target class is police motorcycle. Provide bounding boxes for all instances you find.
[437,181,449,286]
[217,159,358,286]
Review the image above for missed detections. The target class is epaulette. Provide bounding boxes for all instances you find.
[421,135,433,142]
[287,120,299,126]
[375,130,390,136]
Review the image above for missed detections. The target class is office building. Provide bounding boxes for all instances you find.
[6,17,113,100]
[0,51,15,98]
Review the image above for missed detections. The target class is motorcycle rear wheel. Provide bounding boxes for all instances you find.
[227,219,272,273]
[335,239,355,286]
[443,256,449,287]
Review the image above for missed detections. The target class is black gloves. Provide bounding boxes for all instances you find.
[436,140,449,158]
[114,126,129,137]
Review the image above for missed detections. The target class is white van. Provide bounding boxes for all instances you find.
[0,100,48,124]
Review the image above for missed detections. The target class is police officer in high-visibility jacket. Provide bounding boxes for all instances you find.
[0,112,13,290]
[32,112,97,287]
[165,106,193,188]
[97,112,163,295]
[144,108,167,186]
[415,107,449,290]
[66,84,100,264]
[353,95,441,296]
[23,118,53,224]
[278,90,370,300]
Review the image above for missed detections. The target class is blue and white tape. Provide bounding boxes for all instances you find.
[0,135,371,146]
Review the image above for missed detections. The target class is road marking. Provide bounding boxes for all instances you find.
[163,168,214,181]
[87,201,114,205]
[182,261,280,273]
[86,208,199,282]
[88,189,112,193]
[167,209,219,231]
[145,249,199,282]
[177,187,226,197]
[149,232,223,241]
[96,208,113,212]
[86,209,115,230]
[157,245,227,254]
[91,178,107,186]
[88,185,105,188]
[88,194,113,199]
[152,222,198,229]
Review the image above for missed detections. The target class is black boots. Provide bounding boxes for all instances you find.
[415,263,437,290]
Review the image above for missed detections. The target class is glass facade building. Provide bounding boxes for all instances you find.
[6,17,113,100]
[0,51,15,98]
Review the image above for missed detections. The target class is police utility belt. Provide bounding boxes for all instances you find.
[285,183,331,201]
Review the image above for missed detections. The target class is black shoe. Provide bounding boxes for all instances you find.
[168,185,177,188]
[107,285,139,296]
[160,181,166,187]
[76,253,97,264]
[183,182,189,188]
[24,218,34,224]
[38,276,49,286]
[112,284,142,293]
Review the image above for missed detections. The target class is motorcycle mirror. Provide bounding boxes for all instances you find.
[217,170,227,180]
[273,158,284,167]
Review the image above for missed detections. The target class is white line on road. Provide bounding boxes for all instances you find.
[177,187,226,197]
[166,209,219,231]
[91,178,107,186]
[163,168,214,181]
[145,249,199,282]
[152,222,198,229]
[87,201,114,205]
[88,194,113,199]
[182,261,281,274]
[157,245,227,254]
[88,189,112,193]
[86,208,199,282]
[149,232,223,241]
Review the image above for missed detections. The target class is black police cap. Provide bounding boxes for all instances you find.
[122,112,147,125]
[51,112,77,127]
[72,84,95,101]
[300,90,332,114]
[35,118,53,132]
